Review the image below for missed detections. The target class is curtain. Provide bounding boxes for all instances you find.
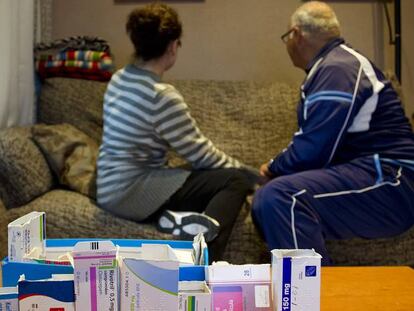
[34,0,52,44]
[0,0,35,128]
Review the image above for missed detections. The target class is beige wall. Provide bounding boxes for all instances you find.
[401,1,414,120]
[52,0,412,115]
[382,1,414,120]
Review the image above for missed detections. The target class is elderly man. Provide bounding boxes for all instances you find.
[252,1,414,265]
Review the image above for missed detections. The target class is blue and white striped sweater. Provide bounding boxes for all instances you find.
[97,64,240,218]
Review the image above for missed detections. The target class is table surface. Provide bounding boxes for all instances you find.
[322,266,414,311]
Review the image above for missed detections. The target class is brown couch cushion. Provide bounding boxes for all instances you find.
[32,123,98,199]
[0,127,54,208]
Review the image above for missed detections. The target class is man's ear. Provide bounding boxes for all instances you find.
[293,27,305,47]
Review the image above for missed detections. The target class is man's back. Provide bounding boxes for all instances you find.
[301,38,414,167]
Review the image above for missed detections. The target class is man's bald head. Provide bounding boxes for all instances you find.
[291,1,341,41]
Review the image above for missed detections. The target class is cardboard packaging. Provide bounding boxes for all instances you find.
[18,274,74,311]
[206,263,273,311]
[72,240,118,311]
[272,249,322,311]
[8,212,46,262]
[0,287,18,311]
[120,244,179,311]
[178,281,211,311]
[2,239,207,287]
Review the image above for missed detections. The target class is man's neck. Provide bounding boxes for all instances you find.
[304,37,343,71]
[302,38,335,71]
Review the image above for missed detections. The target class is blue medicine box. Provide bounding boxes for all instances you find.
[1,238,207,287]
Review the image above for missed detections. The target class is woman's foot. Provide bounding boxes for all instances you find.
[157,210,220,242]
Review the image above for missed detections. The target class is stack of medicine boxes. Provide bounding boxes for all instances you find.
[1,211,322,311]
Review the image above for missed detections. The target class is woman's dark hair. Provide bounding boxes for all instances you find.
[126,3,182,61]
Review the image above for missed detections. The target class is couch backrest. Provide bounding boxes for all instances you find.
[39,78,107,143]
[172,80,299,167]
[39,78,299,168]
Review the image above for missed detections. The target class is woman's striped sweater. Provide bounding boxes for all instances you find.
[96,64,241,220]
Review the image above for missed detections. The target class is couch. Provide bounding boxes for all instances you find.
[1,77,414,266]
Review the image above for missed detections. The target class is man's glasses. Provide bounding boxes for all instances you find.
[281,28,294,43]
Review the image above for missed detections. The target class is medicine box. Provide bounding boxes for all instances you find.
[178,281,211,311]
[0,287,18,311]
[8,211,46,262]
[18,274,75,311]
[120,244,179,311]
[271,249,322,311]
[206,263,273,310]
[73,240,118,311]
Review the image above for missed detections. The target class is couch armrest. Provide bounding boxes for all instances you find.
[0,127,54,208]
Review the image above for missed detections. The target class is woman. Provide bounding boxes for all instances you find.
[97,3,253,262]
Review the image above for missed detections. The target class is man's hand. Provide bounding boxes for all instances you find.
[258,162,275,185]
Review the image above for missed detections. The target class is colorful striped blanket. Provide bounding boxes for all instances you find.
[36,59,113,71]
[36,50,111,62]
